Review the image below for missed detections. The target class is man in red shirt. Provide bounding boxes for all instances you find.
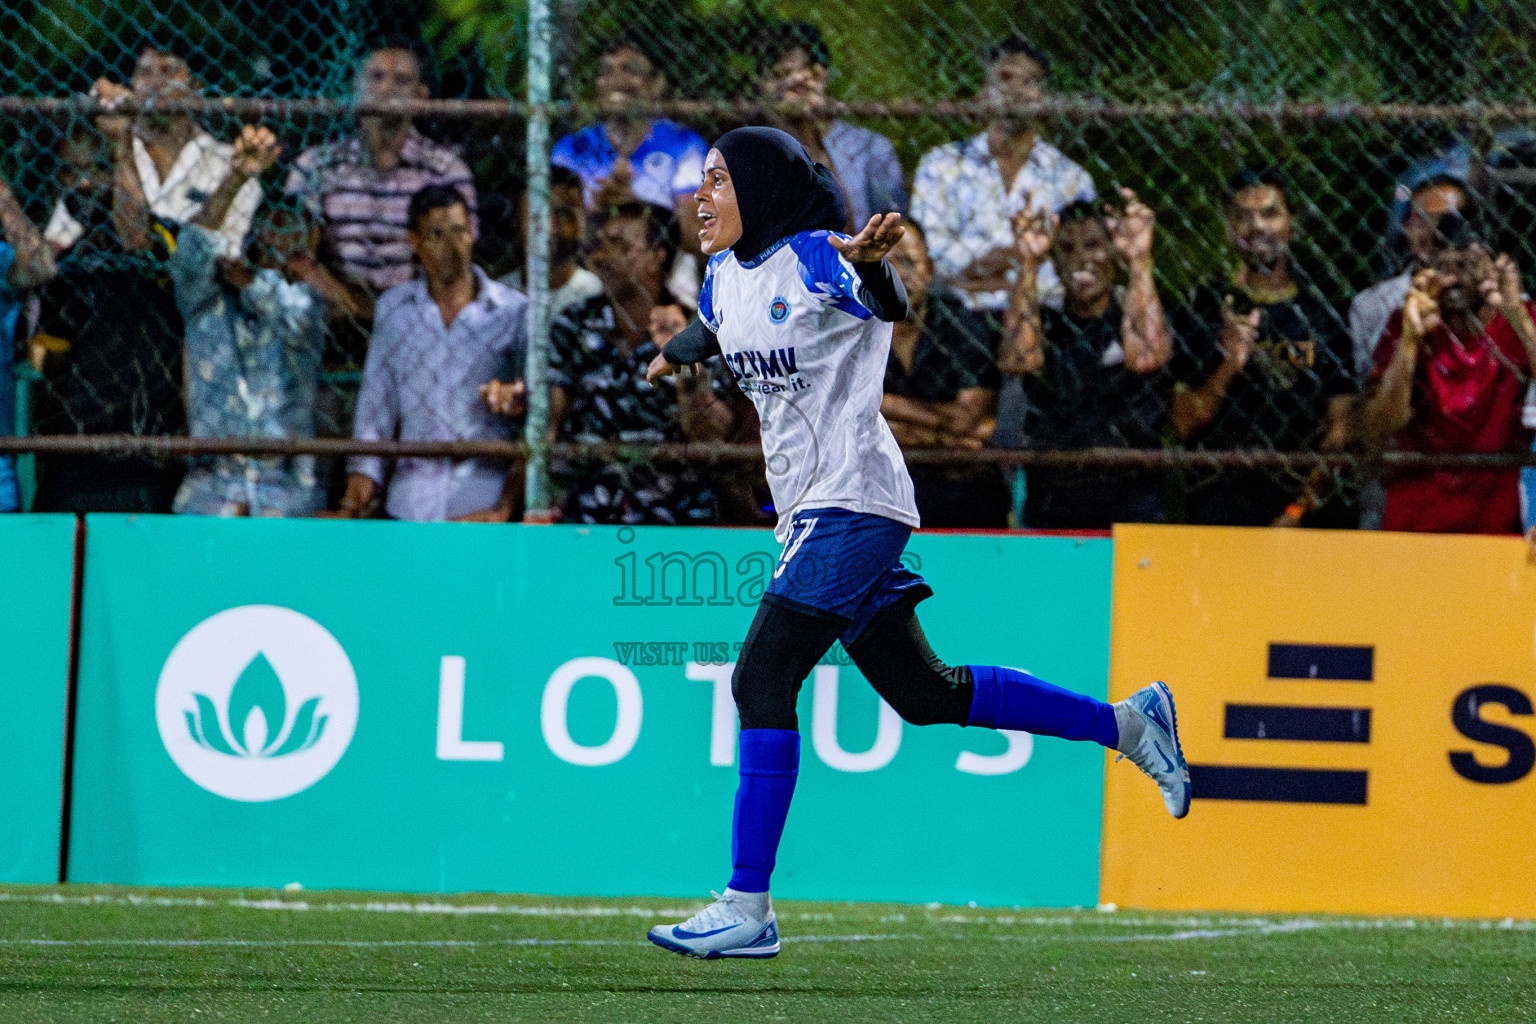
[1363,215,1536,533]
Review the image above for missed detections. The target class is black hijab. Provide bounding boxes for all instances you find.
[714,126,848,264]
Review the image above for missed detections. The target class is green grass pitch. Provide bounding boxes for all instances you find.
[0,885,1532,1022]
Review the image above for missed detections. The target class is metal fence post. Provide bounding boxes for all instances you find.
[14,363,37,512]
[522,0,554,516]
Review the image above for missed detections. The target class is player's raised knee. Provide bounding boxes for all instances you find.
[885,698,956,728]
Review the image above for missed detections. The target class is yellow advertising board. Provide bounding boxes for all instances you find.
[1102,524,1536,919]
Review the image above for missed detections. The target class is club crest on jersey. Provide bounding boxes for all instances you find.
[768,297,791,323]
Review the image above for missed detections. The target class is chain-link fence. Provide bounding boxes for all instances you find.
[4,0,1536,531]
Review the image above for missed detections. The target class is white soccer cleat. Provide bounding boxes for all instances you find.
[1114,681,1192,819]
[648,889,780,959]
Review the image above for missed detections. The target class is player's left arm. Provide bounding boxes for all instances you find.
[829,213,909,322]
[649,251,724,382]
[646,317,720,383]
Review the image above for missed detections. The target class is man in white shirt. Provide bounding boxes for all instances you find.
[77,43,261,259]
[910,36,1095,315]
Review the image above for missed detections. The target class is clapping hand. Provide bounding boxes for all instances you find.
[230,124,281,179]
[996,333,1043,376]
[1106,187,1155,269]
[1403,268,1445,344]
[480,379,527,417]
[829,213,905,264]
[91,78,134,141]
[1479,251,1525,317]
[1220,295,1261,368]
[1009,208,1055,268]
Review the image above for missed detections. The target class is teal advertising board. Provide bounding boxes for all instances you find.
[69,515,1111,906]
[0,514,75,882]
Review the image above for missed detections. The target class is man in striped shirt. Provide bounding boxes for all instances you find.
[285,45,477,324]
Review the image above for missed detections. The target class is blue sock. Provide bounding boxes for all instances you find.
[966,664,1120,749]
[728,728,800,893]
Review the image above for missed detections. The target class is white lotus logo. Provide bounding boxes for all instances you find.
[183,652,329,758]
[155,605,359,802]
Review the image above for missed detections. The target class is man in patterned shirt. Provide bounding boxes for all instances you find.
[285,44,477,324]
[539,202,737,524]
[910,36,1096,318]
[168,127,326,517]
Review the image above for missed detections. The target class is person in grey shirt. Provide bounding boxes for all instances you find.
[1348,174,1469,374]
[754,21,907,231]
[340,184,528,522]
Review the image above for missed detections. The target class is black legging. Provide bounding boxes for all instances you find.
[731,595,974,731]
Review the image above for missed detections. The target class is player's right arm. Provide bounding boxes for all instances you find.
[649,250,726,382]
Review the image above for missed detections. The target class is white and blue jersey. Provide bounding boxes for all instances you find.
[700,230,920,543]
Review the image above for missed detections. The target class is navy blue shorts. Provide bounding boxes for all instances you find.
[765,507,932,647]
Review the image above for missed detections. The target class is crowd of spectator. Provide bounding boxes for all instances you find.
[3,26,1535,540]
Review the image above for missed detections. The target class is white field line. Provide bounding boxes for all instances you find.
[0,934,918,949]
[0,892,692,920]
[0,892,1531,935]
[2,919,1533,950]
[0,938,635,948]
[1047,920,1327,942]
[3,891,1187,924]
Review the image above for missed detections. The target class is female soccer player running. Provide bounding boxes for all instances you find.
[644,128,1189,959]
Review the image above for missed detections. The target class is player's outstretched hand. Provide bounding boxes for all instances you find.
[645,350,703,385]
[829,213,905,264]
